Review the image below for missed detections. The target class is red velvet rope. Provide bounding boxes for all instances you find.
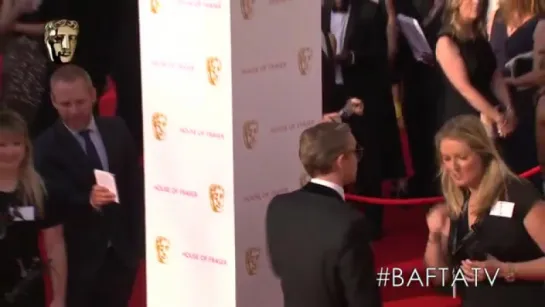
[345,166,542,205]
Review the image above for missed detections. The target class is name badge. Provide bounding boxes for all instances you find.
[490,201,514,218]
[9,206,35,222]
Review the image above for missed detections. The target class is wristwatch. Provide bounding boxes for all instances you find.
[504,263,516,282]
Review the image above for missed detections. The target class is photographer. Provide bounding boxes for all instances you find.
[0,110,66,307]
[424,115,545,306]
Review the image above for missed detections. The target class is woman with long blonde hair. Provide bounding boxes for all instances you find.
[436,0,516,137]
[424,115,545,306]
[0,109,66,307]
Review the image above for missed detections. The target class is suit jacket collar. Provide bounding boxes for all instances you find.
[322,1,363,52]
[302,182,344,202]
[54,117,118,173]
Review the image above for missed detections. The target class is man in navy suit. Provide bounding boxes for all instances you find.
[33,64,143,307]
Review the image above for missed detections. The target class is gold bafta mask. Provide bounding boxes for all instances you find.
[155,236,171,264]
[245,247,261,276]
[206,57,222,86]
[299,172,310,187]
[242,120,259,150]
[152,112,168,140]
[297,47,313,75]
[241,0,255,20]
[44,20,79,64]
[151,0,160,13]
[209,184,225,213]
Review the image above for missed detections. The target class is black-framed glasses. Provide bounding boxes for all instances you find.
[351,145,364,161]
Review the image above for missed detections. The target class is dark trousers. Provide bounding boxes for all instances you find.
[67,249,137,307]
[333,84,384,235]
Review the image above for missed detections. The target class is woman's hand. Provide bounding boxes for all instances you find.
[497,111,516,137]
[426,203,449,235]
[13,0,37,14]
[322,113,342,123]
[460,255,505,282]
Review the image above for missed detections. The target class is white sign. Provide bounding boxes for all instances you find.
[138,0,321,306]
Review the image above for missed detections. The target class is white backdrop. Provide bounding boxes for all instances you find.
[139,0,321,306]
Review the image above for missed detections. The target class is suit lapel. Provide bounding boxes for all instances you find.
[343,6,359,51]
[54,120,88,167]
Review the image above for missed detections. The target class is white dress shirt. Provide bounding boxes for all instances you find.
[310,178,345,200]
[330,8,350,85]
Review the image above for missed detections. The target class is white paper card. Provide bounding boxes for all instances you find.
[94,169,120,203]
[10,206,35,221]
[490,201,514,218]
[396,14,433,62]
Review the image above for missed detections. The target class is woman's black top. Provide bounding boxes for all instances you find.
[438,31,498,126]
[0,190,61,306]
[448,178,545,307]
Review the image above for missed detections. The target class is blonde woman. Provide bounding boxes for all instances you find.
[0,110,66,307]
[425,115,545,306]
[436,0,515,135]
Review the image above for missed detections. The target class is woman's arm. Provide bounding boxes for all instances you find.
[491,69,514,111]
[385,0,397,66]
[498,202,545,280]
[507,20,545,87]
[12,22,45,36]
[42,225,67,304]
[0,0,17,32]
[424,232,451,284]
[436,36,502,121]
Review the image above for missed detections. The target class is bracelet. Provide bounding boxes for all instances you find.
[427,232,442,244]
[504,262,516,282]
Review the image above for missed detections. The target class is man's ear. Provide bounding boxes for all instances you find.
[90,86,97,103]
[335,153,346,167]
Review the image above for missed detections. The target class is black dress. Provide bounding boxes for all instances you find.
[394,0,444,196]
[490,13,544,189]
[438,31,498,125]
[0,191,60,306]
[449,179,545,306]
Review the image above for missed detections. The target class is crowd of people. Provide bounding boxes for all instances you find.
[1,0,545,306]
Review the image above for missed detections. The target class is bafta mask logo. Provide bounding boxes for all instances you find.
[152,112,168,140]
[151,0,160,13]
[297,47,313,75]
[155,236,170,264]
[299,172,310,187]
[241,0,255,20]
[44,20,79,64]
[206,57,222,86]
[242,120,259,150]
[245,247,261,276]
[209,184,225,213]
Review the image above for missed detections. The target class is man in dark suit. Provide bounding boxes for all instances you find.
[323,0,405,239]
[33,65,143,307]
[266,122,381,307]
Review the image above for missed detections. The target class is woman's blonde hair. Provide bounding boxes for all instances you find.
[435,115,517,217]
[442,0,489,40]
[0,110,46,215]
[499,0,545,27]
